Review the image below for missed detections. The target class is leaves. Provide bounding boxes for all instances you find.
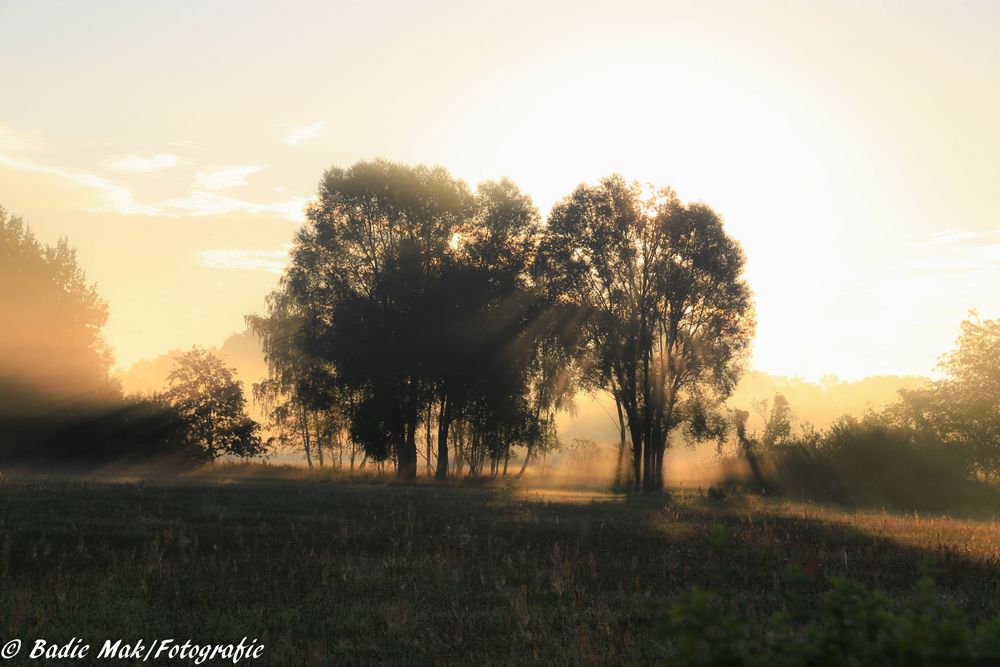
[535,177,755,489]
[165,348,263,460]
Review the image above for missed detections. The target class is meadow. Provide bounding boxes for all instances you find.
[1,473,1000,665]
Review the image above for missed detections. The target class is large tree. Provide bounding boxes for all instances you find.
[252,162,566,479]
[425,178,554,478]
[536,176,754,491]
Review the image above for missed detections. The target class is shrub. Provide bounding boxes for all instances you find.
[720,416,996,512]
[661,573,1000,666]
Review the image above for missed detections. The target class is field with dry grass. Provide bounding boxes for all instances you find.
[1,475,999,664]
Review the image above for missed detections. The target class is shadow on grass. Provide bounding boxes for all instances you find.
[0,479,997,664]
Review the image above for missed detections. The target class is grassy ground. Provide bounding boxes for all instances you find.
[1,476,999,665]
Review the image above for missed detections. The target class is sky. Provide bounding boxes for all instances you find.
[1,0,998,381]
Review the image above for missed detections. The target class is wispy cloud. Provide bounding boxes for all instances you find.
[161,192,310,221]
[1,153,308,220]
[0,119,311,220]
[200,247,289,274]
[906,230,1000,273]
[105,153,178,172]
[194,165,263,190]
[0,153,159,215]
[284,121,325,146]
[913,230,1000,249]
[0,124,47,153]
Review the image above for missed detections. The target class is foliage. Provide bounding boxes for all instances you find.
[723,313,1000,508]
[165,348,263,460]
[720,413,992,512]
[0,208,115,396]
[252,160,571,479]
[890,313,1000,479]
[535,176,755,491]
[0,209,204,470]
[662,573,1000,666]
[0,378,203,470]
[751,393,794,450]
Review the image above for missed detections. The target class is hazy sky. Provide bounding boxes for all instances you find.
[1,0,998,380]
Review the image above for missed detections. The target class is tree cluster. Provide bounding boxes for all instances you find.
[250,161,755,490]
[0,209,261,469]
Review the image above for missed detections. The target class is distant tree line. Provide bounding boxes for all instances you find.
[5,158,1000,498]
[248,160,755,491]
[725,313,1000,507]
[0,209,261,470]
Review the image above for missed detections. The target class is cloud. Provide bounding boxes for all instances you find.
[200,247,289,274]
[194,165,263,190]
[160,192,311,221]
[0,123,47,153]
[0,153,159,215]
[284,121,325,146]
[1,151,308,221]
[906,230,1000,274]
[105,153,179,172]
[914,230,1000,249]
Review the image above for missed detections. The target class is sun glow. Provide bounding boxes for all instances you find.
[0,1,997,380]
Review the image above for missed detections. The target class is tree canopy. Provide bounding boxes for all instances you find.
[166,348,264,460]
[535,176,755,490]
[250,160,574,480]
[0,208,115,397]
[249,163,754,490]
[893,314,1000,479]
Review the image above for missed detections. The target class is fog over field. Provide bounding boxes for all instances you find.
[3,1,1000,664]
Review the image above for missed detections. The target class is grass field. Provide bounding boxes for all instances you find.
[1,474,999,664]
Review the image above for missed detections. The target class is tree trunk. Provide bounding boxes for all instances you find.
[642,430,655,492]
[435,397,451,480]
[653,441,665,491]
[613,391,628,488]
[397,410,418,480]
[453,423,464,477]
[517,445,532,478]
[338,430,343,469]
[425,402,433,477]
[628,418,643,492]
[314,413,325,468]
[649,422,665,492]
[301,406,313,469]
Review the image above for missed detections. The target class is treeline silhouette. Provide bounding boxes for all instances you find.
[720,315,1000,510]
[247,160,754,491]
[0,210,258,471]
[4,159,1000,501]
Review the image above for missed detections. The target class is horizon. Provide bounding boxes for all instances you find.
[2,0,999,381]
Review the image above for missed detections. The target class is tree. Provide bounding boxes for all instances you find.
[0,208,204,470]
[292,160,473,479]
[246,289,347,469]
[165,348,264,460]
[754,393,794,450]
[252,160,569,481]
[0,208,115,397]
[730,393,793,492]
[424,178,560,479]
[893,313,1000,479]
[536,176,754,491]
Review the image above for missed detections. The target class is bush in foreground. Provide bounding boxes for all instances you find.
[662,572,1000,666]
